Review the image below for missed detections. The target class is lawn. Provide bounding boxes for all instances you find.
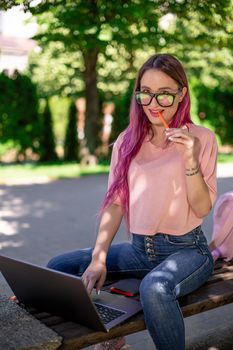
[218,153,233,163]
[0,162,110,182]
[0,152,232,183]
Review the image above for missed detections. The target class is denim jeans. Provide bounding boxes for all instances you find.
[47,226,214,350]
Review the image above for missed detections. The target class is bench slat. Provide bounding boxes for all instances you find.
[206,271,233,284]
[180,279,233,316]
[212,265,233,275]
[214,260,232,270]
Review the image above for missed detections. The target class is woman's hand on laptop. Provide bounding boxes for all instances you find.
[81,260,107,295]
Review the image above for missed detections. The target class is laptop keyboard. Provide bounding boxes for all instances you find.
[95,303,125,324]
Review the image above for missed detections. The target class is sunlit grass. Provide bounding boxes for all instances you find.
[0,162,110,181]
[0,153,232,183]
[218,153,233,163]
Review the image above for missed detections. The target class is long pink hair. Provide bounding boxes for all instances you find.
[100,54,193,228]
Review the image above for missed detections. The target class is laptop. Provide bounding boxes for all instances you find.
[0,255,142,332]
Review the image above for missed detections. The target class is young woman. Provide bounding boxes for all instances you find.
[47,54,217,350]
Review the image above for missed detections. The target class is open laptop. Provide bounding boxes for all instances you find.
[0,255,142,332]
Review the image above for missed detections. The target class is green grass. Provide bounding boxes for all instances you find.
[0,153,232,183]
[218,153,233,163]
[0,162,110,181]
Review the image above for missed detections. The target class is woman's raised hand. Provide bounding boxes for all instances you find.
[81,260,107,295]
[165,126,201,168]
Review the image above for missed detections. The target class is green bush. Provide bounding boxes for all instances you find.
[193,84,233,145]
[0,70,41,160]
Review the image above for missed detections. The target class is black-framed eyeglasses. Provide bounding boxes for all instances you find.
[135,90,181,107]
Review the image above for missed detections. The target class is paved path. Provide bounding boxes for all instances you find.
[0,168,233,349]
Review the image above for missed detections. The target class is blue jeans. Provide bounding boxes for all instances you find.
[47,226,214,350]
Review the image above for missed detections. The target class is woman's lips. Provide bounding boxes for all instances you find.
[149,109,164,118]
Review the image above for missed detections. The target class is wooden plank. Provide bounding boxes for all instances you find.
[33,311,53,320]
[57,316,146,350]
[180,279,233,316]
[207,271,233,284]
[214,260,233,270]
[212,265,233,275]
[40,316,67,327]
[211,265,233,275]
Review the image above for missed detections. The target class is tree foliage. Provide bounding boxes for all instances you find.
[0,71,41,160]
[194,84,233,144]
[0,0,23,11]
[28,42,84,98]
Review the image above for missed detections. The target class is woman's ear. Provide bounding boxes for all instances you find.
[179,87,187,102]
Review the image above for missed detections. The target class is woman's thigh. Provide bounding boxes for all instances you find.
[143,246,214,298]
[47,241,151,279]
[106,242,152,279]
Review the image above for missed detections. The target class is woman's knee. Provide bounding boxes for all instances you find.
[140,272,174,304]
[47,254,65,270]
[47,253,75,273]
[47,249,92,275]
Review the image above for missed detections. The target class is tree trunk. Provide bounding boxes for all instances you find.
[83,48,99,155]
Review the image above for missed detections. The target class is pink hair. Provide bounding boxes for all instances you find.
[100,54,193,228]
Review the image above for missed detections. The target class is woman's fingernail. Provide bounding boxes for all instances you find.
[168,137,173,141]
[97,290,100,295]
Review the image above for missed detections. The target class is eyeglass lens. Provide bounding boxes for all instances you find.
[136,92,175,107]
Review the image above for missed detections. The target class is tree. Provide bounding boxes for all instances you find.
[21,0,230,153]
[64,101,79,161]
[21,0,233,150]
[39,99,58,161]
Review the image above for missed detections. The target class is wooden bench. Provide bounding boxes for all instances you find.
[28,259,233,350]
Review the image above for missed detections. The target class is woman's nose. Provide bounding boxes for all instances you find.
[149,95,158,107]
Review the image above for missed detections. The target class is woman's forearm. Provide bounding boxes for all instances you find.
[92,203,124,264]
[185,160,212,218]
[165,128,216,218]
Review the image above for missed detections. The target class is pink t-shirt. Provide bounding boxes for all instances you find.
[108,124,218,236]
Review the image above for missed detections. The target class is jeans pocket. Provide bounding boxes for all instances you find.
[164,231,196,246]
[194,227,213,258]
[196,239,214,262]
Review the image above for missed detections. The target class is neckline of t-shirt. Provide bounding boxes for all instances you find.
[146,123,193,149]
[145,136,173,150]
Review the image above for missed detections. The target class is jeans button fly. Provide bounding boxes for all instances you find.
[147,249,154,253]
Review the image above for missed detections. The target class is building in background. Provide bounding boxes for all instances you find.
[0,7,37,75]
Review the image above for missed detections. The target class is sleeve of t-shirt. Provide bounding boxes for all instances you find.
[107,135,123,206]
[199,131,218,205]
